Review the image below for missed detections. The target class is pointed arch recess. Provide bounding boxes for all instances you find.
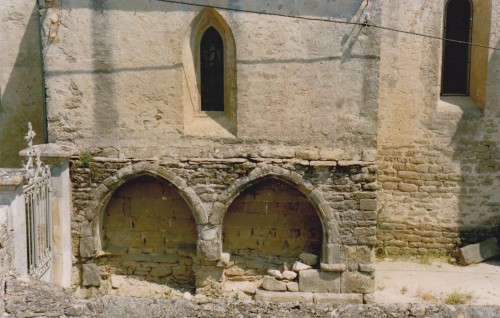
[218,165,341,264]
[84,162,206,254]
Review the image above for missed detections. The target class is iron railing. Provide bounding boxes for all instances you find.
[22,123,52,278]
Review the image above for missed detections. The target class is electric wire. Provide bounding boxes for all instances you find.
[157,0,500,51]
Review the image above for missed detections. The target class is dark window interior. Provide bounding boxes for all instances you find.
[441,0,472,95]
[200,27,224,111]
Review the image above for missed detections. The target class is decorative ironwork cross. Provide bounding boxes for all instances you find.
[22,122,50,185]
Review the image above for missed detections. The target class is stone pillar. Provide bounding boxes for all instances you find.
[197,224,222,261]
[0,169,27,277]
[20,144,77,287]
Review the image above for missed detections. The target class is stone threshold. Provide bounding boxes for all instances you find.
[255,290,367,304]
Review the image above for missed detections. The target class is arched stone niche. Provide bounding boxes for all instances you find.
[83,162,207,255]
[224,178,323,258]
[217,165,342,269]
[102,175,197,289]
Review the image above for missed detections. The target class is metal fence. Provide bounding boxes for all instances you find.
[23,123,52,278]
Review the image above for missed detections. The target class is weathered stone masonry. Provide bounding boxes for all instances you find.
[70,156,377,296]
[377,108,500,255]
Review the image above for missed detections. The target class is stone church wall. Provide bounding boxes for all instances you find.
[39,0,380,162]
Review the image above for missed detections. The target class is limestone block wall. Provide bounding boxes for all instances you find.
[377,0,500,255]
[0,1,45,167]
[70,156,377,296]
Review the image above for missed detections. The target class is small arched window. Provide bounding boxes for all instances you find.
[441,0,473,95]
[200,27,224,111]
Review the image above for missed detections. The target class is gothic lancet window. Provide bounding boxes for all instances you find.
[200,27,224,111]
[441,0,472,95]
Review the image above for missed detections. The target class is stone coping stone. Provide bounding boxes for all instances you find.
[337,160,371,167]
[313,293,363,304]
[320,263,347,272]
[19,143,78,159]
[254,290,313,303]
[309,161,337,167]
[0,169,24,187]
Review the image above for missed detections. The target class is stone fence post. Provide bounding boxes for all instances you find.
[0,169,27,313]
[20,144,77,288]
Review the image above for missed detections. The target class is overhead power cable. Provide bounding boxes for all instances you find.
[157,0,500,51]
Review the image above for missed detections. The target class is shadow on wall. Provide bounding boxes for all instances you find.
[452,39,500,246]
[91,0,118,137]
[0,5,44,167]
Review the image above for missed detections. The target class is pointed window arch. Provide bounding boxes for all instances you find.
[183,8,237,136]
[441,0,473,95]
[200,27,224,111]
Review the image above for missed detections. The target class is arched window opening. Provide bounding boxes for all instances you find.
[441,0,473,95]
[200,27,224,111]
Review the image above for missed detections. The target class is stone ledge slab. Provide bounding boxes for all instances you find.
[313,293,363,304]
[254,290,313,303]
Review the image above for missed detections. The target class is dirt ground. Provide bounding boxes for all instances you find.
[374,257,500,306]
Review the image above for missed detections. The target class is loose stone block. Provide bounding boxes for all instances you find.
[82,263,101,287]
[286,282,299,292]
[267,269,283,280]
[262,275,286,291]
[254,290,313,303]
[340,271,374,293]
[225,266,245,277]
[110,275,125,289]
[282,270,297,280]
[298,269,340,293]
[457,237,500,265]
[224,281,258,295]
[292,261,312,272]
[313,293,363,304]
[298,252,318,266]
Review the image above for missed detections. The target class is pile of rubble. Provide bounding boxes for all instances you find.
[260,252,318,292]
